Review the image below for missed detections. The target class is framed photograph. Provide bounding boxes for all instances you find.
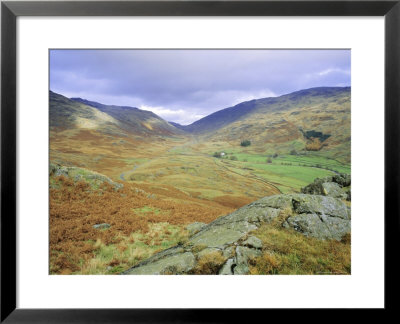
[1,0,399,321]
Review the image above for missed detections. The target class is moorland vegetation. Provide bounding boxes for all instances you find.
[49,87,351,274]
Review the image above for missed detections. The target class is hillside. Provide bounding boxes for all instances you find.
[49,165,350,275]
[49,91,186,180]
[71,97,183,136]
[49,86,351,275]
[168,121,188,131]
[51,87,351,164]
[179,99,260,134]
[196,87,351,163]
[50,91,124,135]
[180,87,350,135]
[50,87,350,197]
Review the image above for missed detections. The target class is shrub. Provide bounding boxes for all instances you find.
[230,156,238,161]
[266,158,272,164]
[304,130,331,142]
[240,140,251,147]
[213,152,220,158]
[290,149,297,155]
[273,153,278,158]
[305,138,323,151]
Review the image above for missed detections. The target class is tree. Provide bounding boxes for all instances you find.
[240,140,251,147]
[305,138,323,151]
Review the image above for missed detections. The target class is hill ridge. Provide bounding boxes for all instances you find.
[50,91,183,136]
[178,86,350,134]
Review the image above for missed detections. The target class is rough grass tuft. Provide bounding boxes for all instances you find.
[248,224,351,275]
[191,251,227,275]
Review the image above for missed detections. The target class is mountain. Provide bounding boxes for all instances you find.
[181,87,351,162]
[168,121,188,131]
[49,91,135,136]
[50,86,351,166]
[179,87,350,135]
[50,91,184,136]
[49,91,186,179]
[50,90,122,133]
[70,97,182,136]
[178,99,259,134]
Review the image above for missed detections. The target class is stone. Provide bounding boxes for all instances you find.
[291,194,349,219]
[284,213,350,240]
[123,252,196,275]
[54,166,69,177]
[255,195,294,209]
[93,223,110,230]
[190,225,249,249]
[236,246,262,265]
[185,222,207,237]
[233,246,262,274]
[233,264,250,275]
[50,163,123,190]
[321,182,346,198]
[301,173,351,195]
[242,236,263,249]
[211,204,280,225]
[219,259,235,275]
[222,246,236,259]
[197,247,221,259]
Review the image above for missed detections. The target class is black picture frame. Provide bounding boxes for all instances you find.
[1,0,399,321]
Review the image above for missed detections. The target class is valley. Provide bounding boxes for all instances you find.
[49,87,351,274]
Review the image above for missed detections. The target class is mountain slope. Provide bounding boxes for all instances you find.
[50,91,123,134]
[180,99,260,134]
[180,87,350,135]
[193,87,351,162]
[49,91,187,179]
[168,121,188,131]
[70,97,183,136]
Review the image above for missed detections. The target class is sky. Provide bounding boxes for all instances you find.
[50,49,350,125]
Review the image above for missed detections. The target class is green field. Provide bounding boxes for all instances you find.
[209,150,350,193]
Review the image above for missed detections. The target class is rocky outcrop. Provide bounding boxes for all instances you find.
[185,222,206,236]
[49,163,123,190]
[301,173,351,200]
[122,191,351,275]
